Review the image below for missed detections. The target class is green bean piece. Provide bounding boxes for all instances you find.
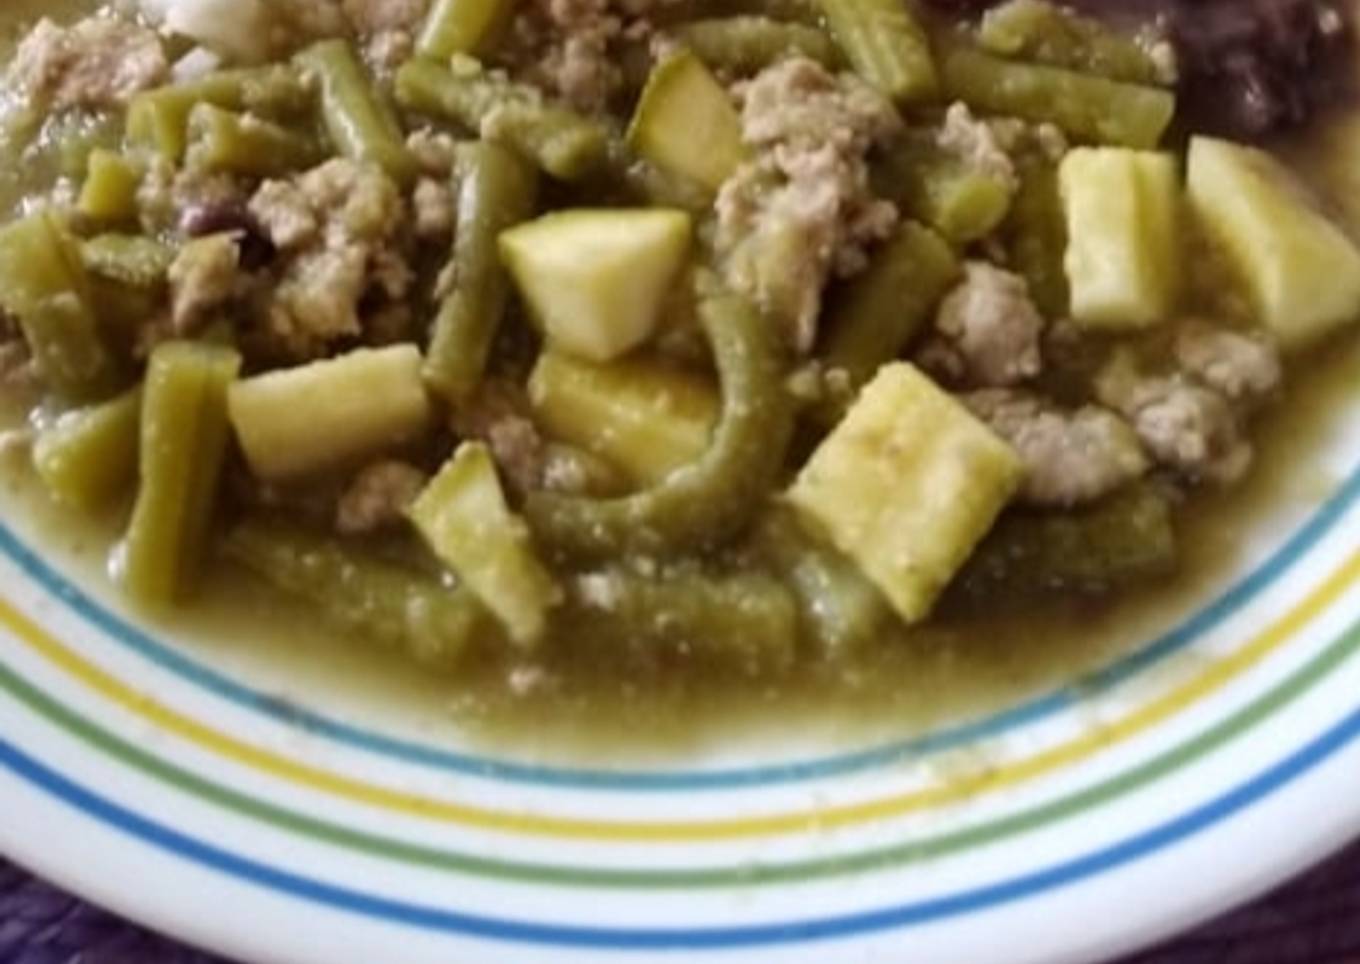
[295,41,415,183]
[0,213,124,401]
[81,235,174,289]
[753,505,889,657]
[566,567,798,671]
[940,46,1174,149]
[873,134,1016,244]
[955,485,1176,600]
[978,0,1172,86]
[675,16,841,74]
[224,519,494,669]
[424,142,538,402]
[33,388,142,512]
[1004,153,1070,318]
[817,221,959,418]
[525,281,794,560]
[817,0,938,104]
[395,58,609,180]
[418,0,518,59]
[127,66,313,161]
[115,342,241,607]
[78,150,141,222]
[186,104,322,177]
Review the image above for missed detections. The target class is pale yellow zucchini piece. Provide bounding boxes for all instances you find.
[408,442,561,647]
[1187,136,1360,349]
[627,50,747,193]
[787,363,1023,624]
[228,345,431,480]
[499,209,693,362]
[1060,147,1180,329]
[528,352,719,486]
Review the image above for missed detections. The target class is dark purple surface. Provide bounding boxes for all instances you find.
[3,842,1360,963]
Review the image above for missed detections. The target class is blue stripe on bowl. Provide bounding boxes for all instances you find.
[2,463,1357,792]
[2,699,1357,948]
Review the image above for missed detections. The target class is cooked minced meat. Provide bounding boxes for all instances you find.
[716,57,900,353]
[452,379,550,494]
[937,103,1019,192]
[499,0,643,112]
[406,129,459,176]
[412,177,456,240]
[934,262,1044,387]
[1097,354,1253,485]
[168,233,244,332]
[1174,321,1282,404]
[249,159,412,359]
[138,161,251,238]
[9,16,166,110]
[343,0,426,34]
[336,459,428,534]
[965,388,1148,506]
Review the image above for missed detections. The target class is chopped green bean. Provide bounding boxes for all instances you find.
[186,104,322,177]
[127,66,313,162]
[566,566,798,671]
[675,17,841,74]
[0,213,124,401]
[81,235,174,289]
[873,134,1017,244]
[417,0,518,59]
[395,58,609,180]
[753,505,888,656]
[295,40,415,183]
[424,142,538,403]
[115,342,241,607]
[817,0,938,104]
[955,485,1177,600]
[979,0,1173,86]
[78,149,140,223]
[818,222,959,415]
[225,519,494,669]
[940,46,1175,149]
[33,388,141,512]
[1004,152,1070,318]
[525,280,793,560]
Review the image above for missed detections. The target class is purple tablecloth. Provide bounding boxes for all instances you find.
[3,842,1359,963]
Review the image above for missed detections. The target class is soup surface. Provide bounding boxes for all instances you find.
[0,0,1358,753]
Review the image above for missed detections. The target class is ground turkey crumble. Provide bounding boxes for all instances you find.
[965,388,1149,507]
[937,103,1020,192]
[1094,323,1281,485]
[167,233,244,333]
[249,159,412,360]
[9,16,166,111]
[500,0,669,112]
[716,57,901,353]
[929,261,1044,387]
[336,460,428,534]
[343,0,429,71]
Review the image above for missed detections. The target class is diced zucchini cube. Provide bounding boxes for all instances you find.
[1188,136,1360,349]
[228,345,432,480]
[499,208,693,362]
[1060,146,1180,329]
[408,442,561,647]
[528,351,718,486]
[627,50,747,193]
[787,363,1023,624]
